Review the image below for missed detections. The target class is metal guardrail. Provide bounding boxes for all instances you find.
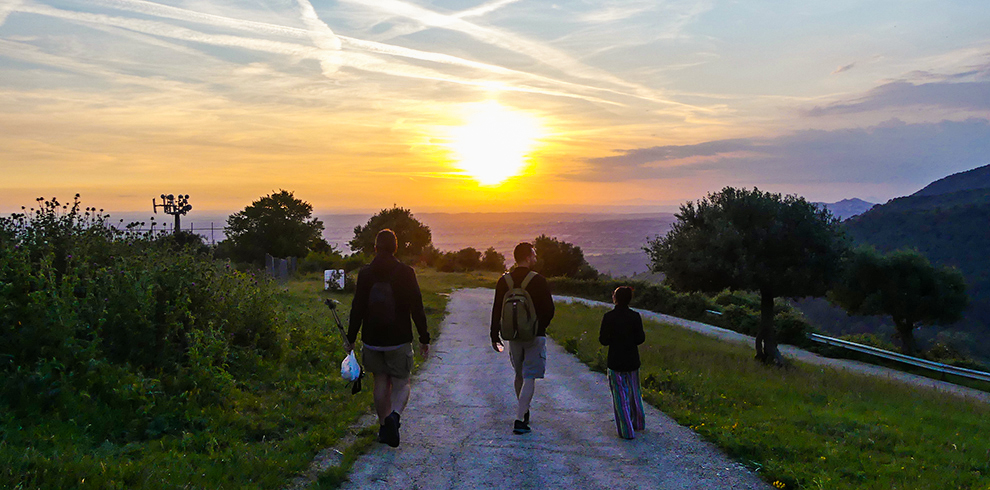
[807,333,990,383]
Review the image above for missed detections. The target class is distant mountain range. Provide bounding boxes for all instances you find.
[800,164,990,361]
[814,198,877,220]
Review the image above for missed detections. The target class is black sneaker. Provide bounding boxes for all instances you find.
[513,420,531,434]
[524,411,530,424]
[377,424,387,444]
[383,411,401,447]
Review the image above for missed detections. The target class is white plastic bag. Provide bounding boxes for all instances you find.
[340,351,361,381]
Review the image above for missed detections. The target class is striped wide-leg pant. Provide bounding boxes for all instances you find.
[607,369,645,439]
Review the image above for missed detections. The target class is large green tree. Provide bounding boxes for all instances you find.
[829,247,968,356]
[646,187,847,364]
[349,207,432,259]
[224,190,327,264]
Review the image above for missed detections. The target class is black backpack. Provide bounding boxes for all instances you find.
[365,266,399,329]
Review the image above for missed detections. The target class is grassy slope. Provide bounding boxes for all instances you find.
[550,301,990,490]
[0,269,497,490]
[13,271,986,489]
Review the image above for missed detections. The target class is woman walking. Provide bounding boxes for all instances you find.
[599,286,646,439]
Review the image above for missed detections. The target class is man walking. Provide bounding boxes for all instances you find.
[491,242,555,434]
[346,229,430,448]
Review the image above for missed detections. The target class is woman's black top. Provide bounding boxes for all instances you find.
[598,305,646,372]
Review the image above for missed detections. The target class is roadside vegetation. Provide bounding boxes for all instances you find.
[550,301,990,490]
[0,195,494,489]
[5,189,986,489]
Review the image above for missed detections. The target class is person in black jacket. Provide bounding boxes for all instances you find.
[491,242,555,434]
[599,286,646,439]
[345,229,430,448]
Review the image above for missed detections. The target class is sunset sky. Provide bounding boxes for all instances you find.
[1,0,989,213]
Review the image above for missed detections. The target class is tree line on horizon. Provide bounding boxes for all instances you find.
[214,190,599,280]
[1,187,969,377]
[212,187,968,363]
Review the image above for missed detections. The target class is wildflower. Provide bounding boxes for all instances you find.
[772,481,785,489]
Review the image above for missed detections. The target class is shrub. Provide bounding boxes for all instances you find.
[534,234,599,279]
[480,247,506,272]
[432,247,494,273]
[549,277,813,346]
[774,309,812,346]
[0,196,286,442]
[298,249,346,274]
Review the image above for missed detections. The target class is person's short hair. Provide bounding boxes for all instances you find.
[513,242,535,263]
[375,229,398,255]
[613,286,633,307]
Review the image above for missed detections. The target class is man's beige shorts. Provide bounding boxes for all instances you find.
[362,344,414,379]
[509,336,547,379]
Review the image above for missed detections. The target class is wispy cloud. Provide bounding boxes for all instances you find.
[0,0,23,27]
[457,0,523,18]
[335,0,706,114]
[579,118,990,188]
[294,0,342,75]
[831,62,856,74]
[807,80,990,116]
[8,0,656,108]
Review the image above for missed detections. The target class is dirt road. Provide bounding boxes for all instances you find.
[340,288,770,490]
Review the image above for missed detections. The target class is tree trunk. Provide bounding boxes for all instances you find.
[755,287,781,365]
[895,319,917,356]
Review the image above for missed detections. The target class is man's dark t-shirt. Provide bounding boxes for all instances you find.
[490,267,554,344]
[348,254,430,347]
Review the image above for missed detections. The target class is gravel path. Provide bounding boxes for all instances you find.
[556,295,990,404]
[340,288,771,490]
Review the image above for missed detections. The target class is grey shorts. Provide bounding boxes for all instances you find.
[362,344,413,379]
[509,336,547,379]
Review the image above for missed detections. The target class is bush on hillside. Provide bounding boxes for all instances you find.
[549,277,813,346]
[0,196,286,441]
[534,235,599,279]
[480,247,506,272]
[430,246,507,273]
[223,190,327,265]
[350,206,432,259]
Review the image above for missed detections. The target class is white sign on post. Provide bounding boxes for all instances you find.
[324,269,345,290]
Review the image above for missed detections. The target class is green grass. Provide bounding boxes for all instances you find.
[550,302,990,490]
[1,268,499,490]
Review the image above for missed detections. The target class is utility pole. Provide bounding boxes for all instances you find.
[153,194,192,233]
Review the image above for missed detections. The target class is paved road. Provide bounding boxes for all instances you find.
[557,296,990,404]
[341,288,770,490]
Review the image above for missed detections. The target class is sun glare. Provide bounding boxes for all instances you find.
[447,101,543,186]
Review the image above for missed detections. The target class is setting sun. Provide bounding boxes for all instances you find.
[447,101,544,186]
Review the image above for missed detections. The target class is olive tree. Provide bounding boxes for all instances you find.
[223,190,327,264]
[534,234,598,279]
[480,247,506,272]
[349,206,432,259]
[646,187,847,364]
[829,247,968,356]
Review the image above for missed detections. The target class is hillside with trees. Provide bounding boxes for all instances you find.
[802,164,990,361]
